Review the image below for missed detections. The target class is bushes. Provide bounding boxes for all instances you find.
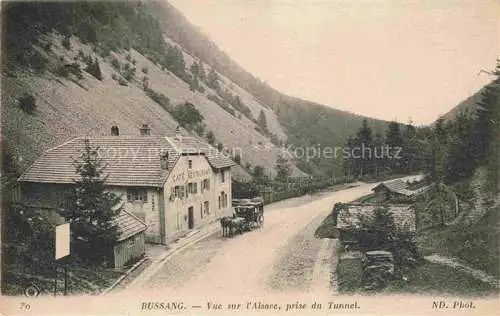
[171,102,204,129]
[206,130,216,145]
[207,94,236,116]
[84,58,103,81]
[142,76,149,90]
[194,123,205,137]
[145,87,170,110]
[54,63,83,80]
[110,57,121,71]
[29,50,48,73]
[61,36,71,50]
[118,77,128,86]
[122,63,136,81]
[18,93,37,114]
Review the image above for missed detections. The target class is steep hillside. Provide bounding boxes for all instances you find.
[441,87,485,121]
[147,1,392,176]
[2,32,303,182]
[2,1,390,183]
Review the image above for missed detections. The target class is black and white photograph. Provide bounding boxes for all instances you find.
[1,0,499,315]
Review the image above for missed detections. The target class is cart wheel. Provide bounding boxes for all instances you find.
[24,283,40,297]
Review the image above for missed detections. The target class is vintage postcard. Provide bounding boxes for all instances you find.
[1,0,499,315]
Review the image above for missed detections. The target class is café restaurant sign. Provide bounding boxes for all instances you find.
[172,168,211,183]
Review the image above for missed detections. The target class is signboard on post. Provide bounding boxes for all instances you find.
[55,223,70,260]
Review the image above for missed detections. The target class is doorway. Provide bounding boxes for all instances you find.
[188,207,194,229]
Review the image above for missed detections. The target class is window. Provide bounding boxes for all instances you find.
[221,171,225,183]
[127,188,147,202]
[188,182,198,194]
[188,159,193,169]
[173,186,185,200]
[204,201,210,215]
[219,191,227,208]
[201,179,210,192]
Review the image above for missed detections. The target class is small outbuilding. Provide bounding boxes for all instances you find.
[112,210,147,270]
[371,179,429,201]
[336,203,417,246]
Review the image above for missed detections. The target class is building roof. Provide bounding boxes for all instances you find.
[371,179,415,197]
[337,204,416,232]
[114,210,147,242]
[18,135,235,187]
[166,135,236,169]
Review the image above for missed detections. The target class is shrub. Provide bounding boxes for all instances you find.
[110,57,121,71]
[68,63,84,80]
[78,50,85,59]
[55,65,70,77]
[131,59,137,65]
[29,50,48,73]
[84,58,103,81]
[43,42,52,52]
[142,76,149,90]
[125,53,132,62]
[111,73,118,81]
[206,131,216,145]
[99,45,111,58]
[141,66,148,74]
[145,87,170,110]
[118,77,128,86]
[19,93,37,114]
[171,102,204,128]
[61,36,71,50]
[194,123,205,137]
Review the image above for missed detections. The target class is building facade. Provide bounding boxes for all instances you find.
[18,130,235,245]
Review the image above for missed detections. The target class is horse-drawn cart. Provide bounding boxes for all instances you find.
[220,198,264,237]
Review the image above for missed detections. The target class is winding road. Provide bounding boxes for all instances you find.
[124,176,421,300]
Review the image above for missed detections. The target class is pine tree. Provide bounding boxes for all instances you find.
[252,165,267,185]
[385,121,404,173]
[62,138,122,266]
[356,119,373,176]
[401,121,418,173]
[275,155,291,182]
[258,109,268,132]
[207,68,220,90]
[443,111,476,182]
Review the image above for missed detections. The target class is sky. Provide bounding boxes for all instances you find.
[169,0,499,125]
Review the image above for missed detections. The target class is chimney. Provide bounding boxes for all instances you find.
[174,125,183,141]
[140,124,151,136]
[160,152,169,170]
[111,125,119,136]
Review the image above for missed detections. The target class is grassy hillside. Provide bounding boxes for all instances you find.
[147,1,391,176]
[2,0,390,183]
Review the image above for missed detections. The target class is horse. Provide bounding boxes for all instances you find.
[220,215,246,236]
[229,216,245,235]
[220,216,232,237]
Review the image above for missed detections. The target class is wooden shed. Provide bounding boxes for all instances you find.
[113,210,148,270]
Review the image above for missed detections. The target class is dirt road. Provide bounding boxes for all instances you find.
[126,176,421,299]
